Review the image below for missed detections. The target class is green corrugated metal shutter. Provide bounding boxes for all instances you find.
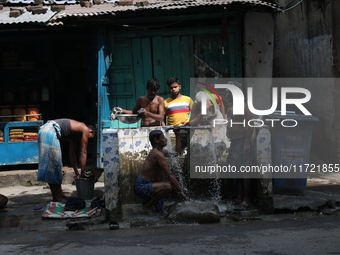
[108,23,242,119]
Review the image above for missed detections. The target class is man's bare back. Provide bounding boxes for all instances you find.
[139,148,164,182]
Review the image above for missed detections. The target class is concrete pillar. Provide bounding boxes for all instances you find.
[244,12,274,113]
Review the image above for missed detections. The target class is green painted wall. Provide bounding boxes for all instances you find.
[107,14,242,128]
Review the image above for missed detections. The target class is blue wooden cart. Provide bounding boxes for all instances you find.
[0,121,43,165]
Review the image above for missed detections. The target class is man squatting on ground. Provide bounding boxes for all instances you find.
[37,119,96,203]
[134,129,189,215]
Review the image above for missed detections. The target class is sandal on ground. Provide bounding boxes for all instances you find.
[109,221,119,230]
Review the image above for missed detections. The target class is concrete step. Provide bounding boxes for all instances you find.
[0,167,75,188]
[0,166,104,189]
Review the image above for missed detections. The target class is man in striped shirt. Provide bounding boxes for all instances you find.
[164,77,193,153]
[164,77,193,126]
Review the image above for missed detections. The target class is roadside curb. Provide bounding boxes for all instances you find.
[0,167,75,188]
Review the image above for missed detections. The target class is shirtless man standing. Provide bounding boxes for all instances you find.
[121,78,165,127]
[134,129,189,215]
[226,83,253,209]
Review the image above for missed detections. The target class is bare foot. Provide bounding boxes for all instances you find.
[53,196,68,204]
[61,194,69,200]
[142,202,157,216]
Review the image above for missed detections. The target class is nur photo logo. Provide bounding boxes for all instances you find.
[196,80,312,128]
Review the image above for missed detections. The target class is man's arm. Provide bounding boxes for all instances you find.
[164,103,168,125]
[157,151,188,200]
[182,101,203,126]
[69,133,89,177]
[69,120,91,177]
[78,129,90,176]
[190,101,200,120]
[219,101,226,119]
[174,126,182,154]
[189,114,203,126]
[121,109,133,114]
[132,97,143,114]
[69,140,79,177]
[189,98,194,110]
[212,94,226,119]
[164,115,168,126]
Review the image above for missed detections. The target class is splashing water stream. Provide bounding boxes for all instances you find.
[164,131,188,193]
[164,127,224,209]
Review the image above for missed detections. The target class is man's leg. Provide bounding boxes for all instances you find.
[48,183,68,203]
[235,179,244,203]
[143,182,172,215]
[241,179,251,206]
[229,138,249,205]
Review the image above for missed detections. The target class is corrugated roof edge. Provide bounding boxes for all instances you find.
[48,0,281,23]
[0,0,118,5]
[0,0,280,9]
[0,0,281,26]
[0,6,56,25]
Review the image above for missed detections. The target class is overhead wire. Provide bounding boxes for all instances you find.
[274,0,305,12]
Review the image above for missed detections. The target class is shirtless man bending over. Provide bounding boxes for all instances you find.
[121,78,165,127]
[134,129,189,215]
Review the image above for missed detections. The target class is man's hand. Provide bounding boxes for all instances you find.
[83,171,93,178]
[73,168,80,178]
[173,125,181,134]
[137,108,146,116]
[180,191,190,201]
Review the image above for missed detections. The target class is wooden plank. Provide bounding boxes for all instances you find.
[141,38,153,78]
[180,35,193,97]
[108,92,134,98]
[111,38,135,109]
[140,38,153,96]
[223,24,242,78]
[110,72,133,84]
[228,30,236,78]
[161,36,173,96]
[121,39,136,110]
[152,36,165,88]
[170,36,181,82]
[132,38,145,100]
[234,27,243,77]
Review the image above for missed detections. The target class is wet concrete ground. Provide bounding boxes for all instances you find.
[1,164,340,254]
[2,213,340,255]
[1,173,340,232]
